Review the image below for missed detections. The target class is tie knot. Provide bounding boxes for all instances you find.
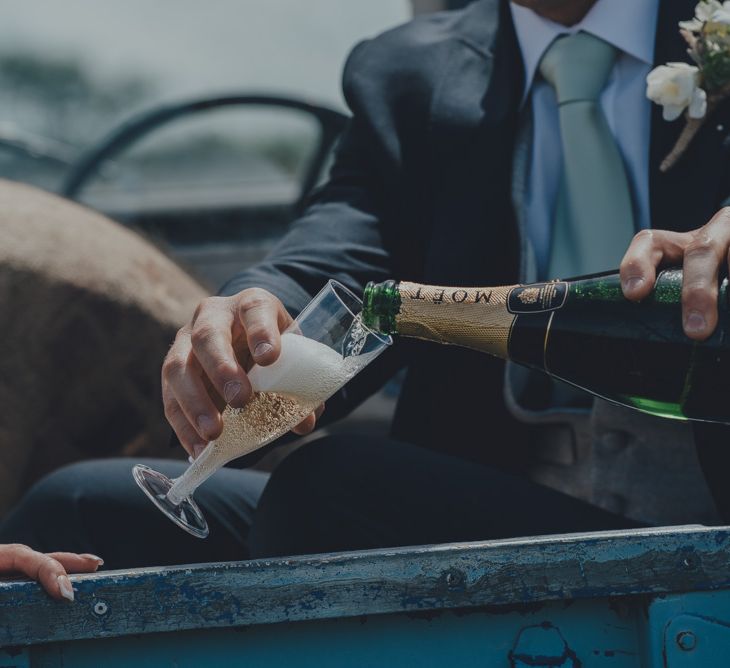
[539,31,618,105]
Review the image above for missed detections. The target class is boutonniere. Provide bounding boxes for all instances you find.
[647,0,730,171]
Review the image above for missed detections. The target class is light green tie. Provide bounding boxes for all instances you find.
[539,32,635,279]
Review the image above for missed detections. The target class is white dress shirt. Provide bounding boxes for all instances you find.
[509,0,660,278]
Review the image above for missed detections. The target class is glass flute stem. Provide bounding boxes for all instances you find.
[166,442,217,505]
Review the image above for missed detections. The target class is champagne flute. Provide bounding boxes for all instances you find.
[133,280,392,538]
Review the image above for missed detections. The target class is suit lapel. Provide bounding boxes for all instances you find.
[650,0,730,232]
[425,0,524,286]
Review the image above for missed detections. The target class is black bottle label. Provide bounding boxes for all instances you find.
[507,282,568,314]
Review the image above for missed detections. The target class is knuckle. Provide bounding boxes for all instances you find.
[38,557,59,577]
[173,325,190,342]
[239,288,273,313]
[685,233,720,259]
[199,295,226,312]
[192,296,226,323]
[190,322,217,349]
[633,229,654,243]
[162,355,185,380]
[682,281,717,306]
[163,397,182,420]
[8,544,34,572]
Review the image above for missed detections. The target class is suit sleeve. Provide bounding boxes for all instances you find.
[220,41,401,310]
[218,39,410,424]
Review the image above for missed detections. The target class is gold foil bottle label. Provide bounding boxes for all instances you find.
[395,281,517,358]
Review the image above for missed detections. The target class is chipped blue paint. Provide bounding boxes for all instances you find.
[2,526,730,665]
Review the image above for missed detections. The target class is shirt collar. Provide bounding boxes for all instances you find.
[509,0,660,104]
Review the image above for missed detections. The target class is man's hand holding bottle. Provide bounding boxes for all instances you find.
[620,208,730,341]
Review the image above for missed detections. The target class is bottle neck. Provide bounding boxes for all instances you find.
[363,280,520,359]
[362,280,401,335]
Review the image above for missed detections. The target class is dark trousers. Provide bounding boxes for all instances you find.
[0,458,269,569]
[0,435,643,569]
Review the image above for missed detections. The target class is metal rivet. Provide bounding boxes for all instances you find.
[93,600,109,616]
[443,569,465,591]
[676,631,696,651]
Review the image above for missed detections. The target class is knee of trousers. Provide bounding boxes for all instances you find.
[21,462,91,509]
[0,460,105,549]
[257,435,361,510]
[249,434,371,557]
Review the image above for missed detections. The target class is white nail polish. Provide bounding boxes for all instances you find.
[57,575,75,602]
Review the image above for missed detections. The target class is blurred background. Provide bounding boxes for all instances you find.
[0,0,468,287]
[0,0,473,512]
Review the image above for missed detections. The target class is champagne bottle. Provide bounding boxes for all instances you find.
[362,269,730,423]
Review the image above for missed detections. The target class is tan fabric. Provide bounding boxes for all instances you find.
[0,180,207,516]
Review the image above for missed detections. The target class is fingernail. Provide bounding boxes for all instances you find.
[196,415,215,439]
[685,310,707,333]
[253,342,273,359]
[224,381,241,404]
[81,554,104,565]
[57,575,74,602]
[188,455,195,464]
[193,444,206,460]
[624,277,645,292]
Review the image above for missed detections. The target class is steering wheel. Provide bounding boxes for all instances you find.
[60,93,348,213]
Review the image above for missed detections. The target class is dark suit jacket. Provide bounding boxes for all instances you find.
[222,0,730,517]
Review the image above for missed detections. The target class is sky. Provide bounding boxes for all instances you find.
[0,0,411,111]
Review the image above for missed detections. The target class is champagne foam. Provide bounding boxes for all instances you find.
[247,332,365,401]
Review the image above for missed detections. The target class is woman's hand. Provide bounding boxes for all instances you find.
[0,543,103,601]
[620,207,730,339]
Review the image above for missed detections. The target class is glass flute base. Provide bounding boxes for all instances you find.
[132,464,209,539]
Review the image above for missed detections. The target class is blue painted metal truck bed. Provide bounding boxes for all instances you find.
[2,525,730,666]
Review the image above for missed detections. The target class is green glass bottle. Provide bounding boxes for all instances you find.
[362,269,730,423]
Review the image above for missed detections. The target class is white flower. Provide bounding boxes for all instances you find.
[680,0,724,31]
[646,62,707,121]
[712,6,730,23]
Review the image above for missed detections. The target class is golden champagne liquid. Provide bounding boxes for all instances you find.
[207,392,318,468]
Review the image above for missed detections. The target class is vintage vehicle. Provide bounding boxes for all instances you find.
[2,2,730,666]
